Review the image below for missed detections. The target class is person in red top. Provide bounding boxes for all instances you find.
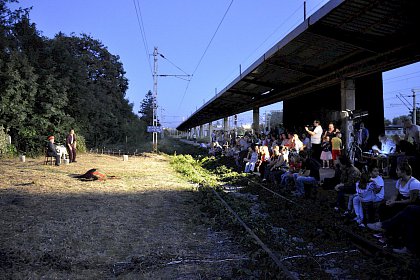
[66,129,77,163]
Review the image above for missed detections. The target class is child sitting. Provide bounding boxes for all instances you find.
[348,172,376,226]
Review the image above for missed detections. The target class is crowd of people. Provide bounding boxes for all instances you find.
[200,119,420,256]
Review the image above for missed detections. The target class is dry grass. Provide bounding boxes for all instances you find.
[0,153,245,279]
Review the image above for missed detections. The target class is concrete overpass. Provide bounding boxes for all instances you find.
[177,0,420,147]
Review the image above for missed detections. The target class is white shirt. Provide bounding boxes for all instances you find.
[355,182,375,202]
[372,175,385,200]
[380,139,396,154]
[396,177,420,198]
[311,126,323,144]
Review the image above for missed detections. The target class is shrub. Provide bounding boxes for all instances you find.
[0,126,16,157]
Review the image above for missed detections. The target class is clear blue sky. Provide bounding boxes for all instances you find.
[12,0,420,127]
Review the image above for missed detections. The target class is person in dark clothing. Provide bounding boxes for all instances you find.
[368,205,420,255]
[66,129,77,163]
[292,150,321,197]
[46,136,60,166]
[334,155,361,210]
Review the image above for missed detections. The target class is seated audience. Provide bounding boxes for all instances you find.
[209,141,223,157]
[292,150,320,197]
[378,161,420,221]
[267,146,289,184]
[346,165,384,224]
[244,145,259,173]
[334,155,361,210]
[257,145,270,178]
[368,205,420,255]
[290,133,304,154]
[46,135,61,166]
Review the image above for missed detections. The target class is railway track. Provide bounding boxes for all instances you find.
[204,175,419,279]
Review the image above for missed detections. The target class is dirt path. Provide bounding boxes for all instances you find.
[0,153,246,279]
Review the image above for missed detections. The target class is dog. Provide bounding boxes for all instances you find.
[56,145,68,159]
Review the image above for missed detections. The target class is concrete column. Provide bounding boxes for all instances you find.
[199,125,203,138]
[209,122,213,143]
[223,117,228,133]
[252,107,259,133]
[341,79,356,151]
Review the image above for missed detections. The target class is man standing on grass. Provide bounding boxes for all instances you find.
[66,129,77,163]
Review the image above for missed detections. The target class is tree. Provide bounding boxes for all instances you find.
[139,90,154,126]
[392,115,409,125]
[0,2,146,153]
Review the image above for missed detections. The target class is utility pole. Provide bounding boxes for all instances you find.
[152,47,158,152]
[413,89,419,125]
[413,90,416,125]
[150,47,191,152]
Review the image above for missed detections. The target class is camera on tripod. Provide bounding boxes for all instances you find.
[340,109,368,120]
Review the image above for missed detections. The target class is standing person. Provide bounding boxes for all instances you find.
[403,119,420,151]
[46,136,61,166]
[66,129,77,163]
[320,136,332,168]
[323,123,338,141]
[331,132,342,165]
[305,120,323,162]
[357,122,370,152]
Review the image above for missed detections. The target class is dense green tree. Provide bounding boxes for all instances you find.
[0,1,147,154]
[139,90,154,125]
[392,115,409,125]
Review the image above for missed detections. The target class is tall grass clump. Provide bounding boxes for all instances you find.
[170,154,218,187]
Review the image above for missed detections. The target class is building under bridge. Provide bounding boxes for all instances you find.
[176,0,420,149]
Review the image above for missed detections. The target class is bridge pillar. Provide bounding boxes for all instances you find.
[223,117,228,134]
[341,79,356,151]
[252,108,259,133]
[282,73,383,150]
[199,124,203,138]
[209,122,213,143]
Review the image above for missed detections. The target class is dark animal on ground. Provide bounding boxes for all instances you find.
[74,169,109,181]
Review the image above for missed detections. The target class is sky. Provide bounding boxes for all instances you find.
[11,0,420,128]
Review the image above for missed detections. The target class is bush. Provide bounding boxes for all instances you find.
[76,134,87,153]
[0,126,16,157]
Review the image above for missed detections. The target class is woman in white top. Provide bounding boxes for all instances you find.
[379,162,420,221]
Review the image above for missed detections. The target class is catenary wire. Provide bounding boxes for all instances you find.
[215,2,304,93]
[133,0,153,78]
[178,0,234,111]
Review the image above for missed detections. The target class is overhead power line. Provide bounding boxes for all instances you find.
[133,0,153,78]
[178,0,234,111]
[216,2,303,92]
[159,53,189,76]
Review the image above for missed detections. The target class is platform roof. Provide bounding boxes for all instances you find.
[177,0,420,131]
